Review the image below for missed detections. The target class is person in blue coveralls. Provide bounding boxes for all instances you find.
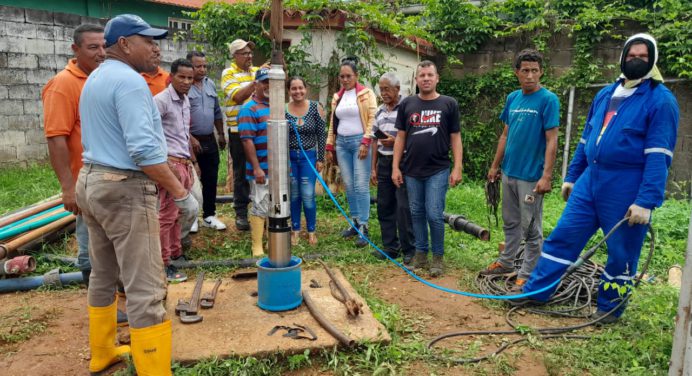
[517,33,679,324]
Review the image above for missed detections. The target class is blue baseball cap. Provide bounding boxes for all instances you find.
[255,67,270,81]
[104,14,168,47]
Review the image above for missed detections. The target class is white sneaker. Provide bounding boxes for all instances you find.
[202,216,227,230]
[190,219,199,233]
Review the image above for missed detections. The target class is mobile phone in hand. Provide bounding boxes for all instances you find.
[374,129,389,139]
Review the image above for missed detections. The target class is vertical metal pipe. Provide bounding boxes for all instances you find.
[561,86,575,180]
[267,64,291,267]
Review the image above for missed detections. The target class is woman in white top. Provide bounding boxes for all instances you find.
[325,57,378,248]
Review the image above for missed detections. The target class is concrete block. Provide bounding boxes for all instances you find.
[25,8,53,25]
[5,21,36,38]
[0,70,26,85]
[0,6,25,23]
[0,52,6,68]
[0,36,27,53]
[61,26,73,41]
[25,128,46,144]
[36,24,56,39]
[16,144,47,160]
[54,40,72,54]
[0,86,7,99]
[0,99,23,115]
[38,54,58,70]
[0,21,7,36]
[23,99,43,115]
[550,49,574,67]
[0,145,17,161]
[6,53,38,70]
[461,52,492,70]
[26,69,55,85]
[0,130,25,146]
[81,16,107,26]
[53,12,81,27]
[55,54,71,69]
[25,39,54,55]
[5,114,40,130]
[8,85,41,100]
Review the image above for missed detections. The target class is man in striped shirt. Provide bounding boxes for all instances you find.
[221,39,259,231]
[239,68,270,257]
[370,72,415,264]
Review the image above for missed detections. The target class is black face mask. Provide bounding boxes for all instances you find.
[622,58,650,80]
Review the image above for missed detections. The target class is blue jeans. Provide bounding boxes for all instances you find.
[290,149,317,232]
[336,134,371,224]
[405,168,449,256]
[75,214,91,271]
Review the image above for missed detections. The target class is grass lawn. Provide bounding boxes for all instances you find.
[0,161,688,375]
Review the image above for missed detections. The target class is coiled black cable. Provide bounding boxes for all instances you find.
[428,219,655,363]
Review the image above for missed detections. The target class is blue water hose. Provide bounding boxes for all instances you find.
[0,204,65,233]
[289,122,559,300]
[0,211,72,241]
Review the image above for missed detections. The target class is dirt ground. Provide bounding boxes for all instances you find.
[0,265,584,375]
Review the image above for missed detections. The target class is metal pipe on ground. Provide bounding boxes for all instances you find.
[0,269,82,293]
[17,222,76,254]
[0,214,76,259]
[443,212,490,241]
[0,255,36,275]
[302,290,355,347]
[0,198,62,229]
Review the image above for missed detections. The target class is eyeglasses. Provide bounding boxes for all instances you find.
[235,51,253,57]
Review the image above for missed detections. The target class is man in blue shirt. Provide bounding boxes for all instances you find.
[76,14,197,375]
[481,49,560,291]
[239,68,270,257]
[516,34,679,324]
[187,51,227,231]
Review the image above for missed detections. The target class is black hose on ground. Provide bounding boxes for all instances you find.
[428,218,654,363]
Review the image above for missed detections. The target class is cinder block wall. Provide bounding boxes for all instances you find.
[0,5,196,168]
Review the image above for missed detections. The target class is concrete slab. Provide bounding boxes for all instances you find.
[166,268,390,363]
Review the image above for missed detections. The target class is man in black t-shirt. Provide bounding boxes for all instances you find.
[392,60,463,277]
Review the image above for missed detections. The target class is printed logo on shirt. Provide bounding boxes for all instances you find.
[413,127,438,136]
[510,108,539,116]
[409,110,442,127]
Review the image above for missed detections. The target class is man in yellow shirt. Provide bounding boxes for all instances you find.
[221,39,259,231]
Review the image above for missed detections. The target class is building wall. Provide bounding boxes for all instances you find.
[0,0,189,27]
[0,5,196,167]
[283,29,423,105]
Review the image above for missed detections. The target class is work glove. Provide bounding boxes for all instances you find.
[626,204,651,226]
[561,182,574,202]
[174,192,199,231]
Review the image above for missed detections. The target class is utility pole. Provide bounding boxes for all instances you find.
[669,186,692,375]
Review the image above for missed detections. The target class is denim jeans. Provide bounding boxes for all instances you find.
[336,134,371,224]
[405,168,449,256]
[290,149,317,232]
[75,214,91,271]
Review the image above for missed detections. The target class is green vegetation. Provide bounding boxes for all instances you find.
[2,163,687,375]
[0,162,60,216]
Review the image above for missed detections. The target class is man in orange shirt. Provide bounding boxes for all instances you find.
[42,24,127,324]
[141,50,169,96]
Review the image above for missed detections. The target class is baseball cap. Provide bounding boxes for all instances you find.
[104,14,168,47]
[255,67,270,81]
[228,39,256,56]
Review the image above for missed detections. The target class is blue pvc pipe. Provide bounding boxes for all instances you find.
[0,272,83,293]
[0,204,65,233]
[0,211,72,241]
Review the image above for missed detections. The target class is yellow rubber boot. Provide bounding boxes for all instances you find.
[88,298,131,374]
[250,215,266,257]
[130,320,172,376]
